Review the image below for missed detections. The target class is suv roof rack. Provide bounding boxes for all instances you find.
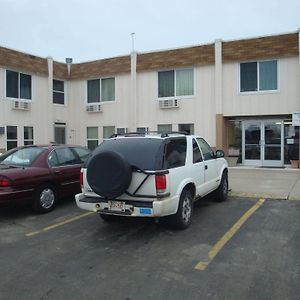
[110,131,189,139]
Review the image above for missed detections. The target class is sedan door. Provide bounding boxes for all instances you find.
[48,147,82,197]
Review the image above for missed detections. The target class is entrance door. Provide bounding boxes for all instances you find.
[243,121,283,167]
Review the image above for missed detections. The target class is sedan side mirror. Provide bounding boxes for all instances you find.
[215,150,225,158]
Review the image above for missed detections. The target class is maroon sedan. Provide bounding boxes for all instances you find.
[0,145,91,213]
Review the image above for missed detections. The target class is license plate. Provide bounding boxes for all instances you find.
[108,201,126,212]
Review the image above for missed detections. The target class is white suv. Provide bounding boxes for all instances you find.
[75,133,228,229]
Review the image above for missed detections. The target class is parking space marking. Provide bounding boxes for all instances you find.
[25,211,94,237]
[195,198,266,271]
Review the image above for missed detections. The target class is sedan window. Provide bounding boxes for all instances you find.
[0,147,44,166]
[72,147,91,163]
[48,148,79,167]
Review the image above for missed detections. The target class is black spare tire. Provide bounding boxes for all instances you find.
[86,151,132,198]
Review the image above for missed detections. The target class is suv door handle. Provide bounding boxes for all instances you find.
[205,165,208,170]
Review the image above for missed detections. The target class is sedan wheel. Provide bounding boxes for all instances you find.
[33,184,57,213]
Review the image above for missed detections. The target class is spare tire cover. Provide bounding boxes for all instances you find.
[86,151,132,198]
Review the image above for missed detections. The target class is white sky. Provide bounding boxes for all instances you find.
[0,0,299,63]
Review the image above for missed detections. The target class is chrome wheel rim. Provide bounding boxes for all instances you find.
[182,197,192,224]
[40,188,55,209]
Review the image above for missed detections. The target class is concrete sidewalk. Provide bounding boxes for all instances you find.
[228,167,300,200]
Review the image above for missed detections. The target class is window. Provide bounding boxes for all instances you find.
[87,127,98,150]
[179,124,194,135]
[72,147,91,163]
[197,138,214,161]
[137,127,148,134]
[158,124,172,134]
[164,138,187,169]
[103,126,115,139]
[240,60,277,92]
[24,127,34,145]
[87,78,115,103]
[158,68,193,98]
[6,70,32,100]
[193,139,202,163]
[54,123,66,144]
[6,126,18,150]
[53,80,65,105]
[48,148,78,167]
[116,128,127,135]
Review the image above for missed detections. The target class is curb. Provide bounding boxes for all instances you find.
[229,191,300,201]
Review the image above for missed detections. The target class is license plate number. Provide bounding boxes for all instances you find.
[108,201,126,212]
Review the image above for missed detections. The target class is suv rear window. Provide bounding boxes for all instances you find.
[96,138,165,170]
[164,138,187,169]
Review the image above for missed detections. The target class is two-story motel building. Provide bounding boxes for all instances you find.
[0,30,299,167]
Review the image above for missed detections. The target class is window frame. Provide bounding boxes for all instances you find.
[157,67,195,100]
[6,125,18,151]
[103,126,116,140]
[5,70,33,101]
[24,126,34,145]
[86,76,116,105]
[53,79,65,105]
[87,127,99,150]
[239,59,279,95]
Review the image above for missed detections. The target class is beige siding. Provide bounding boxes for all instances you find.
[136,65,216,146]
[222,57,299,116]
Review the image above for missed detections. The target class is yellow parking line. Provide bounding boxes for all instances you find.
[195,198,266,271]
[26,211,94,237]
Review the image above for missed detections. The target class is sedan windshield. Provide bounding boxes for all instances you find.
[0,147,45,167]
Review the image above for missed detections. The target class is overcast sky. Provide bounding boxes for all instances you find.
[0,0,299,63]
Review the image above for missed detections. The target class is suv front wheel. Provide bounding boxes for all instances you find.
[166,189,193,230]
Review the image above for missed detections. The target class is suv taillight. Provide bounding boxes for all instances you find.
[155,175,166,194]
[80,170,83,187]
[0,176,12,187]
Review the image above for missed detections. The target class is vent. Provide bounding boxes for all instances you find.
[86,104,102,113]
[159,99,179,109]
[12,101,31,110]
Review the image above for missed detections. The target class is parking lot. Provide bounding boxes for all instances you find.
[0,197,299,300]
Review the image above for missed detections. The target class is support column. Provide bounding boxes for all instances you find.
[47,57,54,143]
[214,39,227,153]
[130,51,137,132]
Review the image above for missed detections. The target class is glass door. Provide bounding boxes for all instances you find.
[243,120,284,167]
[262,121,283,167]
[243,121,262,166]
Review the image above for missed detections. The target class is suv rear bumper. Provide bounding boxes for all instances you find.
[75,193,179,217]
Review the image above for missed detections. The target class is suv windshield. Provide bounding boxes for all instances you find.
[0,147,45,167]
[96,138,165,170]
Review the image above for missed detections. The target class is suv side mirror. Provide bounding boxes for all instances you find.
[215,150,225,158]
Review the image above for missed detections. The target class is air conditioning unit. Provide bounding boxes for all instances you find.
[12,101,31,110]
[159,99,179,109]
[86,104,102,113]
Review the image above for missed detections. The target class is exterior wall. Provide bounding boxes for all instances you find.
[136,65,216,146]
[0,31,299,161]
[222,57,299,116]
[69,74,131,146]
[0,68,50,149]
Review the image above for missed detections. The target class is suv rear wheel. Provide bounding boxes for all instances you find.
[166,189,193,230]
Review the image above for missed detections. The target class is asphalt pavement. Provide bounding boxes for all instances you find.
[228,167,300,200]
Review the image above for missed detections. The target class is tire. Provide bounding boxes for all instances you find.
[87,151,132,199]
[33,184,57,213]
[215,172,228,202]
[166,189,193,230]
